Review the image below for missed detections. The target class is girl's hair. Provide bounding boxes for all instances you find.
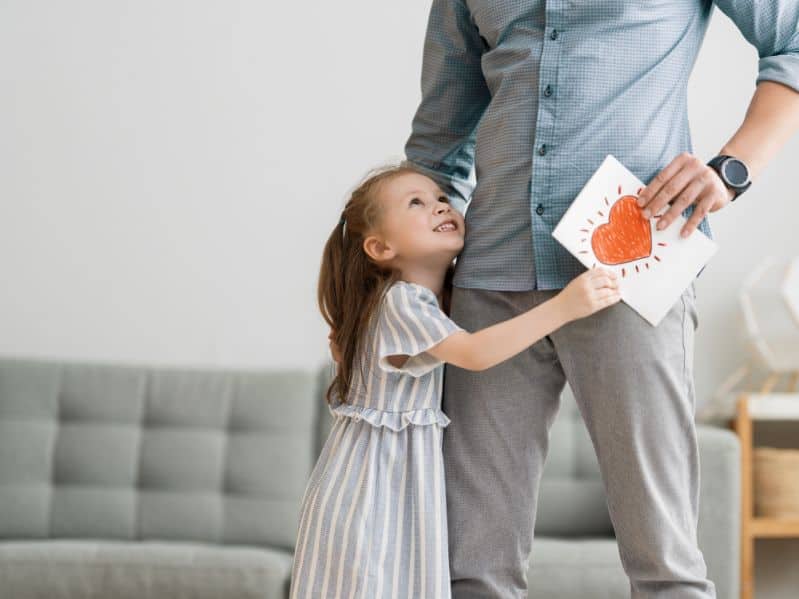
[318,161,455,406]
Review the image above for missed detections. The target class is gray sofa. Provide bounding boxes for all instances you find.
[0,356,740,598]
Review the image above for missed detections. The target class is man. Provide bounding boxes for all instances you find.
[401,1,799,597]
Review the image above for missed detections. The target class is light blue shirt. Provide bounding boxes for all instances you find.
[403,0,799,291]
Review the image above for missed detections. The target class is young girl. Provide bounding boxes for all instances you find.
[289,162,620,599]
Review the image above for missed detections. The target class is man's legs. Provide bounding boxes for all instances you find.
[443,285,566,599]
[548,282,716,598]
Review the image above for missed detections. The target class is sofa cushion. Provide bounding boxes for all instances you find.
[527,537,628,598]
[0,540,292,599]
[0,358,319,551]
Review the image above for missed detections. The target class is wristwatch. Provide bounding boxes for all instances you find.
[706,154,751,201]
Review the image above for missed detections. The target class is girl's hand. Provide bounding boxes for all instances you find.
[328,329,342,364]
[556,267,622,321]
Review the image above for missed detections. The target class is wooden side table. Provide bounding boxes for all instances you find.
[729,393,799,599]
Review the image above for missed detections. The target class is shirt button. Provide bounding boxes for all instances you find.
[544,84,552,97]
[538,143,547,156]
[536,204,545,215]
[550,29,559,41]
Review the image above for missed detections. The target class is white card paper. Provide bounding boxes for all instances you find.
[552,154,718,326]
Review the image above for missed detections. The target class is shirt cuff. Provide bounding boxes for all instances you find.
[757,53,799,94]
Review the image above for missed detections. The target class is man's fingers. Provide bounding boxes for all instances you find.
[681,193,714,237]
[643,169,693,218]
[638,153,689,209]
[655,177,704,231]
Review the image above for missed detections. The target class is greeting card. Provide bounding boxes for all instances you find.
[552,154,718,326]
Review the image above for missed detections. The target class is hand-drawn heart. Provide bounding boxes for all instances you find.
[591,195,652,265]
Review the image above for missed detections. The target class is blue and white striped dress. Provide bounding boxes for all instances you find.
[289,280,465,599]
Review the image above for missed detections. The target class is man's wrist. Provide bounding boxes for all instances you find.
[707,153,752,201]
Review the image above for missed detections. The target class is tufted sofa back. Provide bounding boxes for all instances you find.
[0,357,322,551]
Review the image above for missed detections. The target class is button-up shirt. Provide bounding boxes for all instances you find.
[403,0,799,291]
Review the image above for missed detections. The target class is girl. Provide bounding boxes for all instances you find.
[289,162,620,599]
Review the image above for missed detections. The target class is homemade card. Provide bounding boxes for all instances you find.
[552,154,718,326]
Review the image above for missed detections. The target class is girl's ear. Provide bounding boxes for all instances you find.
[363,234,396,263]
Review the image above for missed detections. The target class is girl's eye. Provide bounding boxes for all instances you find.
[438,196,449,204]
[410,197,423,206]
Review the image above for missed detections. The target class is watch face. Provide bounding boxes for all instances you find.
[723,158,749,186]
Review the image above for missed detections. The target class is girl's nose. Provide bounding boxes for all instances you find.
[435,202,450,214]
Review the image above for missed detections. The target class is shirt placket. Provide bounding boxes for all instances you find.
[530,1,563,289]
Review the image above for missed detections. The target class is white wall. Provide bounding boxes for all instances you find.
[1,2,798,596]
[0,1,418,370]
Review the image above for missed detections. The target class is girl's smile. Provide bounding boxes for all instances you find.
[433,219,458,233]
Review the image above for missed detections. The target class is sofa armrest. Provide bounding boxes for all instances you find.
[697,424,741,599]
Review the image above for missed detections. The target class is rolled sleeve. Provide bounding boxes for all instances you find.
[713,0,799,93]
[403,0,492,214]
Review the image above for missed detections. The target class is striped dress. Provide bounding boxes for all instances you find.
[289,280,465,599]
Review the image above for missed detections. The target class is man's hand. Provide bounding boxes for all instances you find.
[636,151,735,239]
[328,329,342,364]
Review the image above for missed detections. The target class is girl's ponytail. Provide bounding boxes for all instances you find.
[317,165,416,405]
[318,214,349,338]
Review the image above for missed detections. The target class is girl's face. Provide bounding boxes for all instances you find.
[365,172,465,267]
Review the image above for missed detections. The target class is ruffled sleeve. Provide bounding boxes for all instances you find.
[376,282,464,377]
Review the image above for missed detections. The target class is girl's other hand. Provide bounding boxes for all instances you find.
[556,267,622,321]
[328,329,343,364]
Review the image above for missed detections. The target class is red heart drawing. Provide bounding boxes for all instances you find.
[591,195,652,265]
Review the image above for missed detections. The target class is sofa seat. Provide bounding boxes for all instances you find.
[527,538,629,598]
[0,540,293,599]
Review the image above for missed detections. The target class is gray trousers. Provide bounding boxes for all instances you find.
[442,282,716,599]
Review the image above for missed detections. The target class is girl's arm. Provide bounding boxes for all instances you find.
[419,295,570,372]
[389,267,620,372]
